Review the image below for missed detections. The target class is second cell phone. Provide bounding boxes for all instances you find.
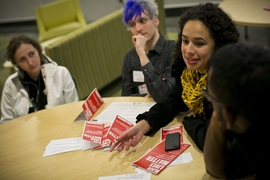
[164,132,181,151]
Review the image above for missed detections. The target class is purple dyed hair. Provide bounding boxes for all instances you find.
[123,0,158,30]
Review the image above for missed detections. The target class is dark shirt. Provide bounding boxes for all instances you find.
[21,72,47,113]
[225,126,270,179]
[136,61,213,151]
[121,33,176,102]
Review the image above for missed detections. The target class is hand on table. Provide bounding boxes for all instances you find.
[144,93,152,98]
[109,120,150,152]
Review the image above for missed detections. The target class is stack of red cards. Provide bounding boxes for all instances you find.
[81,115,133,150]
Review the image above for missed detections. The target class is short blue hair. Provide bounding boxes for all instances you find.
[123,0,158,29]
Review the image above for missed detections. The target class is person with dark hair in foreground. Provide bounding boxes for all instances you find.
[204,43,270,179]
[110,3,239,152]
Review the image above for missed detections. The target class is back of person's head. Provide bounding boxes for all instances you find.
[209,43,270,122]
[173,3,239,64]
[5,35,43,65]
[123,0,158,29]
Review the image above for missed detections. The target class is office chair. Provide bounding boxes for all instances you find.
[34,0,86,43]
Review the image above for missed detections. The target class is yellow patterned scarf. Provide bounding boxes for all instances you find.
[181,67,208,115]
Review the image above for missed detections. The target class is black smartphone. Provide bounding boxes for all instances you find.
[164,132,180,151]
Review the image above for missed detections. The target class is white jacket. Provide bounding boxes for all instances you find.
[0,58,79,123]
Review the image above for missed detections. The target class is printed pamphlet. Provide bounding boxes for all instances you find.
[132,140,190,175]
[82,88,104,120]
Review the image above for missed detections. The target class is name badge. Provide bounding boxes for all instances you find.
[138,84,148,94]
[133,71,144,82]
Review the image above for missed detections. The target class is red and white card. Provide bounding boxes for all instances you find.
[82,121,104,144]
[105,115,134,142]
[92,126,112,150]
[132,140,190,175]
[82,88,104,120]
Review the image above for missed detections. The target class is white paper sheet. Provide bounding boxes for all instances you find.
[168,152,193,166]
[93,102,155,124]
[98,173,151,180]
[43,137,82,157]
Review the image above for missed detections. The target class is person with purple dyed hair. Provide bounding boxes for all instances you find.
[121,0,176,102]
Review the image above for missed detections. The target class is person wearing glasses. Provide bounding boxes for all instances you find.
[121,0,176,102]
[204,43,270,179]
[1,35,79,123]
[110,3,239,152]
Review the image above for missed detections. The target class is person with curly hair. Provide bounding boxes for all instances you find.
[204,42,270,179]
[110,3,239,152]
[1,35,79,123]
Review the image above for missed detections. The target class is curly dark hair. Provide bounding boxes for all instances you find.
[5,35,45,65]
[209,42,270,122]
[172,3,239,65]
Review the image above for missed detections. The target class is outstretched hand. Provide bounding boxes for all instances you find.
[109,120,151,152]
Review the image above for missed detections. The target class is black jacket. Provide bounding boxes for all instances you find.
[136,61,213,151]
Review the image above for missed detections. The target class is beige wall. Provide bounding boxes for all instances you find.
[164,0,222,8]
[0,0,123,24]
[0,0,223,24]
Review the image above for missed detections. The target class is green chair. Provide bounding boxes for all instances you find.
[34,0,86,43]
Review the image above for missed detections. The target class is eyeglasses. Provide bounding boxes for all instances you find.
[203,86,224,107]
